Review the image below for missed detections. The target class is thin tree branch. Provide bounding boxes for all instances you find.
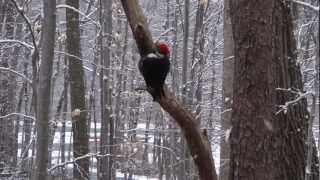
[10,0,39,54]
[0,67,32,84]
[56,4,101,29]
[10,0,40,115]
[0,113,35,121]
[275,88,313,114]
[0,39,34,49]
[292,0,319,13]
[49,153,118,172]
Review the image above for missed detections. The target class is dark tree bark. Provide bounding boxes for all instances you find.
[66,0,89,179]
[229,0,314,179]
[32,0,56,179]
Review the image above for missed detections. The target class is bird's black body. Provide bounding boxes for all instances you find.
[139,53,170,101]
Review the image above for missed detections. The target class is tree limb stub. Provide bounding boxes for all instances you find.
[120,1,217,180]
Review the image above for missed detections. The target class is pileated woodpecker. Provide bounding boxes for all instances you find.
[139,41,170,101]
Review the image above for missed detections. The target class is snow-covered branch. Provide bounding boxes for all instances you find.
[10,0,39,95]
[276,88,313,114]
[0,67,32,84]
[56,4,101,29]
[54,50,106,71]
[0,113,35,121]
[10,0,39,54]
[0,39,34,50]
[49,153,114,172]
[292,0,319,13]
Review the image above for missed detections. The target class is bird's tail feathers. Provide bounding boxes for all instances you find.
[150,86,165,101]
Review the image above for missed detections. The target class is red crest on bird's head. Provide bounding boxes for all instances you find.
[156,41,170,56]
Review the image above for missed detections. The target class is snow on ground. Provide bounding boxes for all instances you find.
[17,122,222,178]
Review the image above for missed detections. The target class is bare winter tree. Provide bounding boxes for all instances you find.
[219,0,234,179]
[229,0,319,179]
[98,0,114,179]
[0,1,18,174]
[120,1,218,180]
[32,0,56,179]
[65,0,89,178]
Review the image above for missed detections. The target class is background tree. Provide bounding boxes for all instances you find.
[65,0,89,178]
[32,0,56,179]
[219,0,234,179]
[0,1,18,173]
[98,0,114,179]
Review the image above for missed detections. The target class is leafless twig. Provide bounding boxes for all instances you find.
[0,67,32,84]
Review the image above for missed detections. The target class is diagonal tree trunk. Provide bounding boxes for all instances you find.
[120,1,218,180]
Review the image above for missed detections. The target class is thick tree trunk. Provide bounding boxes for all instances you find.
[229,1,311,179]
[65,0,89,179]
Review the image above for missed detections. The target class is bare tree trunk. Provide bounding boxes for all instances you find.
[169,3,180,179]
[10,8,23,169]
[219,0,234,179]
[181,0,190,179]
[181,0,190,105]
[315,27,320,177]
[65,0,89,179]
[60,62,68,178]
[300,10,319,179]
[229,0,311,179]
[88,9,100,180]
[190,0,206,112]
[99,0,113,179]
[32,0,56,179]
[189,1,208,178]
[21,62,32,172]
[0,1,17,173]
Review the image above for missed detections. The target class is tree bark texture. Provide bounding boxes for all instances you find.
[66,0,90,179]
[229,0,310,179]
[219,0,234,179]
[99,0,114,179]
[33,0,56,179]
